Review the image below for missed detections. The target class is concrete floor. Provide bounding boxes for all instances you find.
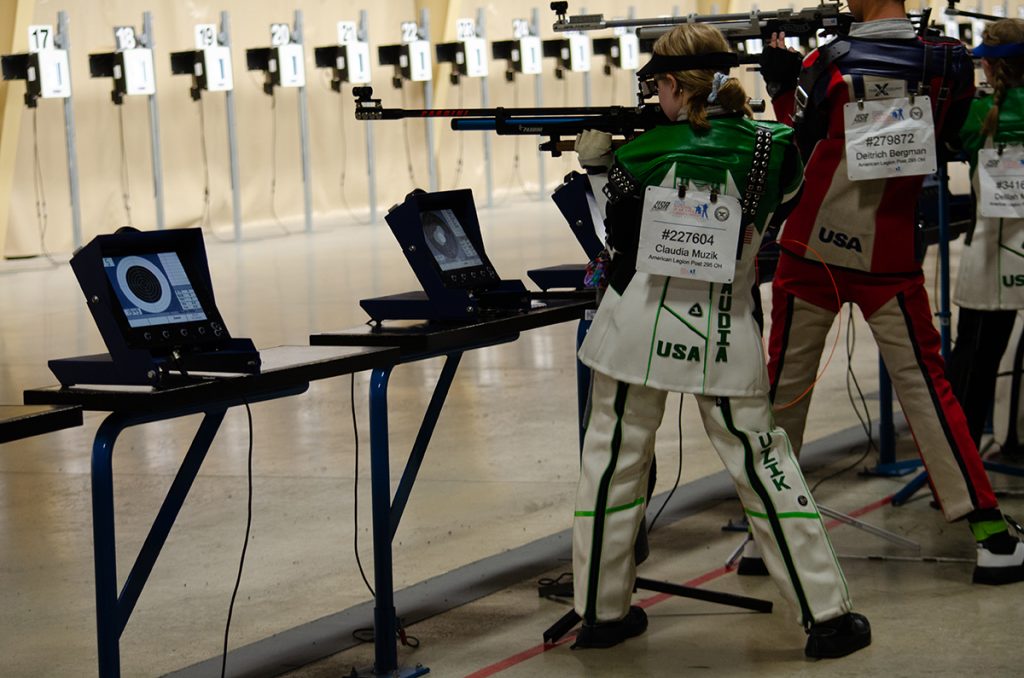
[1,195,1021,677]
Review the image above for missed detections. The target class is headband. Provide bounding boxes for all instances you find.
[972,42,1024,59]
[635,51,740,78]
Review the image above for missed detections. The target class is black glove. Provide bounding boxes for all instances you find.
[759,46,802,98]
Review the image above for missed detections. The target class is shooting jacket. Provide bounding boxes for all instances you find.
[578,116,802,396]
[955,87,1024,310]
[771,20,975,274]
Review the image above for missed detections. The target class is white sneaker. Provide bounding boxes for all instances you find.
[974,538,1024,585]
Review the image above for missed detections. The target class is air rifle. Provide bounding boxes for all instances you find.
[354,85,675,156]
[551,1,855,62]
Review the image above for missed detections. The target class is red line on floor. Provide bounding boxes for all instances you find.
[463,494,895,678]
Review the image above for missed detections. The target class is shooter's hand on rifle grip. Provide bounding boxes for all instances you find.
[575,129,614,171]
[759,32,803,99]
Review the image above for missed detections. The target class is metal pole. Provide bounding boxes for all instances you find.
[143,12,165,229]
[533,7,545,199]
[57,11,82,248]
[221,11,243,240]
[478,8,493,208]
[361,9,377,222]
[878,356,895,465]
[628,5,638,104]
[295,10,314,232]
[422,8,437,192]
[938,163,952,360]
[581,6,592,107]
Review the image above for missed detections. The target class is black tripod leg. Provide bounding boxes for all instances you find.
[635,577,773,613]
[543,609,582,644]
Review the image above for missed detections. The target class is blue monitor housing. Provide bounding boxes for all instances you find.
[360,188,530,321]
[49,227,260,386]
[528,171,605,291]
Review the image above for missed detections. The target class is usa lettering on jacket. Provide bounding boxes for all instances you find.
[818,227,863,252]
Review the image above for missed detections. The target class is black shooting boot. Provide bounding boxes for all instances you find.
[572,606,648,649]
[804,612,871,659]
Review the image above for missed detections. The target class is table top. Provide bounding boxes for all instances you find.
[23,345,400,413]
[310,296,595,354]
[0,405,83,444]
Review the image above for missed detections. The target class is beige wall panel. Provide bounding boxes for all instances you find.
[8,1,1017,257]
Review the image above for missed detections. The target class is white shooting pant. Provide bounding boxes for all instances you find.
[573,370,852,627]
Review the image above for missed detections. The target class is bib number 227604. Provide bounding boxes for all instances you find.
[636,186,740,284]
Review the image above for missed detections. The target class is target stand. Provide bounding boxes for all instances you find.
[49,227,259,387]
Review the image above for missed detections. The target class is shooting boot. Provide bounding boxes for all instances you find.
[572,606,648,649]
[973,526,1024,585]
[804,612,872,659]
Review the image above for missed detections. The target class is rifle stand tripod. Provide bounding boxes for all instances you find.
[541,575,773,644]
[540,518,773,645]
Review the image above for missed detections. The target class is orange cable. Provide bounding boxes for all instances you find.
[770,238,843,411]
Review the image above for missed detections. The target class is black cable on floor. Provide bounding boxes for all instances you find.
[648,392,684,533]
[810,303,874,493]
[221,403,254,678]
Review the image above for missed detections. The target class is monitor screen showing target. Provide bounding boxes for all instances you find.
[420,209,484,272]
[102,252,208,328]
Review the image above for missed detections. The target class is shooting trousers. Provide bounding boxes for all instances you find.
[768,255,999,521]
[573,370,853,627]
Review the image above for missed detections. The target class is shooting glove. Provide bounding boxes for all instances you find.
[759,46,803,98]
[575,129,614,171]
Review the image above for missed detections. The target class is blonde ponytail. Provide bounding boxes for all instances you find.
[979,19,1024,138]
[652,23,750,132]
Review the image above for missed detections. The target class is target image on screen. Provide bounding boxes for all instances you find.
[102,252,208,328]
[421,209,485,272]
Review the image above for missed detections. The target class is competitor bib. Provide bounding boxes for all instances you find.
[978,147,1024,218]
[637,186,740,284]
[843,96,937,181]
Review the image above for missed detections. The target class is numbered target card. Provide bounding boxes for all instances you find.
[456,18,488,77]
[401,21,432,82]
[271,22,305,88]
[338,21,371,84]
[612,27,639,70]
[512,19,542,75]
[566,32,591,73]
[115,26,156,96]
[194,23,233,91]
[27,24,71,98]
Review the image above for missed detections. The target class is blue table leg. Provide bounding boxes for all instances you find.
[867,357,923,478]
[389,353,462,538]
[369,365,399,675]
[91,409,228,678]
[117,409,226,631]
[93,413,127,678]
[891,470,930,506]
